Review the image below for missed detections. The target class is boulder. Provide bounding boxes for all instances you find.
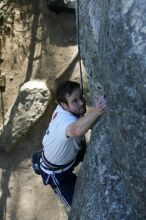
[0,80,51,151]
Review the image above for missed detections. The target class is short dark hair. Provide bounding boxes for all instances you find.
[56,81,80,104]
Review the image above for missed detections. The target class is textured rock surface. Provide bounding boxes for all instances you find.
[0,80,51,151]
[70,0,146,219]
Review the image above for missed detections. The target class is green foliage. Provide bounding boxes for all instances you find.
[0,11,7,26]
[7,0,30,5]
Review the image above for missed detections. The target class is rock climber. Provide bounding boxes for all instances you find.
[32,80,106,207]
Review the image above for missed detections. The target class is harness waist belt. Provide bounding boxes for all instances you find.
[42,150,74,171]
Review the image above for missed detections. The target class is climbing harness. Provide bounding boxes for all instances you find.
[32,150,75,175]
[41,150,74,170]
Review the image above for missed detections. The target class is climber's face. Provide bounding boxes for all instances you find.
[61,88,86,116]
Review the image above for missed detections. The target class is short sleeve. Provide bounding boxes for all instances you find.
[57,115,77,140]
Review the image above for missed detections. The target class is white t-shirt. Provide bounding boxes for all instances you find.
[42,105,81,165]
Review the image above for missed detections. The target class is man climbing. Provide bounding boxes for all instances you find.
[32,80,106,207]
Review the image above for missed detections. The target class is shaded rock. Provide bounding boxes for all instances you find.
[0,80,51,151]
[70,0,146,219]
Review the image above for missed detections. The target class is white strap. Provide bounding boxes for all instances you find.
[73,139,81,150]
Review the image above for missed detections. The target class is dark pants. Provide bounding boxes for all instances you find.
[40,146,86,207]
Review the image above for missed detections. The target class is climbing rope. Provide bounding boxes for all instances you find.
[76,0,87,149]
[76,0,84,95]
[0,69,6,129]
[0,89,4,128]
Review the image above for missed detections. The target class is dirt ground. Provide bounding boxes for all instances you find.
[0,1,89,219]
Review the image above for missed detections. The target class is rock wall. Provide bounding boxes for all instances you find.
[70,0,146,219]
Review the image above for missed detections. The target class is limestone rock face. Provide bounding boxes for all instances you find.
[70,0,146,219]
[0,80,51,151]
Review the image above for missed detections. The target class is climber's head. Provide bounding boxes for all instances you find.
[56,81,86,116]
